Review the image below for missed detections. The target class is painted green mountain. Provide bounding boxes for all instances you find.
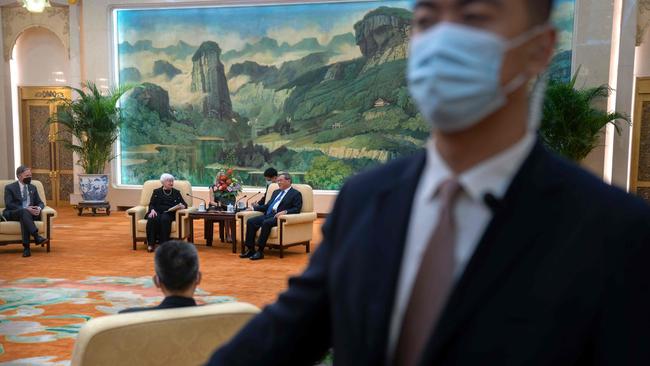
[277,58,427,156]
[119,32,357,65]
[221,33,356,62]
[119,40,197,60]
[230,52,333,89]
[328,33,356,51]
[153,60,182,79]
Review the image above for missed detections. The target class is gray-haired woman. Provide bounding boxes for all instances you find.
[145,173,187,252]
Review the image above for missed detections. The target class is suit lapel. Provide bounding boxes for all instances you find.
[13,182,21,201]
[420,142,565,365]
[364,151,427,364]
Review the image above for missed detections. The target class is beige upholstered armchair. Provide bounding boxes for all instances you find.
[0,180,57,252]
[237,183,317,258]
[70,302,260,366]
[126,180,196,250]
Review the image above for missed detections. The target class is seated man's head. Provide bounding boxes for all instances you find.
[154,241,201,297]
[263,168,278,184]
[277,173,292,190]
[16,165,32,184]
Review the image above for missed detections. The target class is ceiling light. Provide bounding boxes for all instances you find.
[21,0,51,13]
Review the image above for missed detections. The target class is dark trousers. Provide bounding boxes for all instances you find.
[245,214,277,251]
[4,208,40,248]
[146,212,175,245]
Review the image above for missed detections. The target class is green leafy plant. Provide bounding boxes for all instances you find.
[305,156,353,190]
[540,68,629,161]
[50,82,133,174]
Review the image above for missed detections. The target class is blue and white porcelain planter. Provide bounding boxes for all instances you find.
[79,174,109,202]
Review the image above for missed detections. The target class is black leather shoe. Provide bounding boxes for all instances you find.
[239,249,255,258]
[250,251,264,260]
[34,236,47,245]
[22,248,31,257]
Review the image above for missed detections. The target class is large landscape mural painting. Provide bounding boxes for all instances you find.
[115,0,575,190]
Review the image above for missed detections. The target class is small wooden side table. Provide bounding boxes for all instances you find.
[187,211,237,253]
[77,201,111,216]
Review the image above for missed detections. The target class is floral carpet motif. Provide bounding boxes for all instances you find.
[0,276,235,365]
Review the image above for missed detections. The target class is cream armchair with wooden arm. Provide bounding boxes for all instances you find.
[0,180,57,252]
[126,180,194,250]
[237,183,317,258]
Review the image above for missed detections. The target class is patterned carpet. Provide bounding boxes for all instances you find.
[0,209,321,365]
[0,276,234,365]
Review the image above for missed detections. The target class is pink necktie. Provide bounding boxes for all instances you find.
[395,178,463,366]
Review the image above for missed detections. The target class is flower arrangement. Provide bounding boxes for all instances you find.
[211,168,243,205]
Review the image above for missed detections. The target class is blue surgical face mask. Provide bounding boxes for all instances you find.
[265,179,272,185]
[407,22,546,133]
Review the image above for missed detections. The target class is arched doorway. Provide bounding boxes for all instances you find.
[11,26,73,206]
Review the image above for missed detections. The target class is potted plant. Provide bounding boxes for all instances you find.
[540,68,629,161]
[50,82,132,202]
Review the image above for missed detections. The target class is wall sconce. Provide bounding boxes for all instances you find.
[21,0,51,13]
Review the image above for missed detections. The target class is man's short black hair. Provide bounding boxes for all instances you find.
[414,1,554,26]
[16,165,30,178]
[263,168,278,179]
[528,0,554,25]
[154,241,199,292]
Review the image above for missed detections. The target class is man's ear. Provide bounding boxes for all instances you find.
[527,28,557,77]
[153,275,161,289]
[196,271,202,286]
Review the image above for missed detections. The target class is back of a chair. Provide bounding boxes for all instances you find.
[70,302,259,366]
[291,184,313,213]
[264,183,313,213]
[139,180,193,207]
[0,179,48,209]
[265,183,279,205]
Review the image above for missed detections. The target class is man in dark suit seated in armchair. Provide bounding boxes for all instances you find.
[3,165,47,257]
[240,172,302,261]
[120,240,201,313]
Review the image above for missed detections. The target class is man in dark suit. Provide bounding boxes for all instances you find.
[258,167,278,206]
[208,0,650,365]
[120,240,201,314]
[3,165,47,257]
[240,172,302,260]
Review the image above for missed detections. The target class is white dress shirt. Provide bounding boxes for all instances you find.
[386,133,536,360]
